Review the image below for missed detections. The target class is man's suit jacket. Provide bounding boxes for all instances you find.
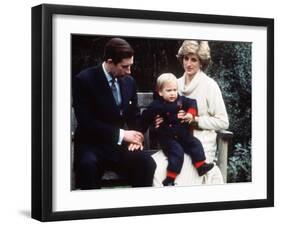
[72,65,140,153]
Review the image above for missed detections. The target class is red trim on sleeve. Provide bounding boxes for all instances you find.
[167,171,178,179]
[187,107,197,118]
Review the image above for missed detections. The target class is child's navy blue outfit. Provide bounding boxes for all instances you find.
[139,95,213,185]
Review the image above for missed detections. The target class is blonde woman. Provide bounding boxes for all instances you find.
[153,40,229,186]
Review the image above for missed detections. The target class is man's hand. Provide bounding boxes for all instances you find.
[123,130,144,145]
[128,143,144,151]
[154,114,164,128]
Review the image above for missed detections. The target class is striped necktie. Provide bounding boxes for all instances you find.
[110,78,120,106]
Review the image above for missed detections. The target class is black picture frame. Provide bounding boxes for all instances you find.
[32,3,274,222]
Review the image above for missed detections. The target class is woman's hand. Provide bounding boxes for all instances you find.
[185,113,194,123]
[154,114,164,128]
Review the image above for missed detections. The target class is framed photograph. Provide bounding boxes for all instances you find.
[32,4,274,221]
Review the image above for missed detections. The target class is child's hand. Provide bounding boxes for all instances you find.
[178,111,193,123]
[177,110,186,121]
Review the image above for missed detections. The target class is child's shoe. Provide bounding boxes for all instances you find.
[162,177,175,186]
[197,162,214,176]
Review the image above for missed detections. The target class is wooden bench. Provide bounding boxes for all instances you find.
[72,92,233,188]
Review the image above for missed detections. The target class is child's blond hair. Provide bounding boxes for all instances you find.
[156,73,178,92]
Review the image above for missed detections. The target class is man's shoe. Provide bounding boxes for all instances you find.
[197,162,214,176]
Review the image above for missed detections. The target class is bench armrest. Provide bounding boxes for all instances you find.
[216,130,233,183]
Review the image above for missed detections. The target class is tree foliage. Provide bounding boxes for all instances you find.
[228,142,252,182]
[206,42,252,182]
[207,42,252,145]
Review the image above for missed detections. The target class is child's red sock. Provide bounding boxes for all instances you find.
[194,160,205,169]
[162,171,177,186]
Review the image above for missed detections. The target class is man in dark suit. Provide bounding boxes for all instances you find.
[72,38,156,189]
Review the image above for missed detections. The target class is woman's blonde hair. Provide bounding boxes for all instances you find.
[177,40,211,70]
[156,73,178,92]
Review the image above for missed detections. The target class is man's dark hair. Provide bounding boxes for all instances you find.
[103,38,134,64]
